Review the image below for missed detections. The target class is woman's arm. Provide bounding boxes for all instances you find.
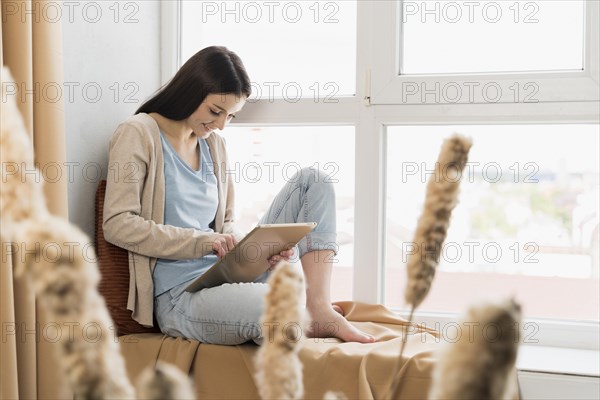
[218,135,245,242]
[221,161,245,241]
[102,121,221,260]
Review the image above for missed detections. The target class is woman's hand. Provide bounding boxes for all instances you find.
[267,248,295,270]
[212,234,237,258]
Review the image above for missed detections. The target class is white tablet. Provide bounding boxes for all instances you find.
[185,222,317,292]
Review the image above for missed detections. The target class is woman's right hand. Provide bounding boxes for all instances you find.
[212,233,237,258]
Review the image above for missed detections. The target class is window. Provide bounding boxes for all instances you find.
[175,0,359,302]
[401,0,585,74]
[181,0,357,98]
[221,126,356,302]
[385,124,599,321]
[368,0,599,104]
[171,0,600,344]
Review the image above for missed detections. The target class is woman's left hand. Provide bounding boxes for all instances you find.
[267,248,295,269]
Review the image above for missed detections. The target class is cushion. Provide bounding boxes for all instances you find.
[95,180,161,336]
[117,302,451,400]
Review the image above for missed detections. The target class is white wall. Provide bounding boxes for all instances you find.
[62,1,161,239]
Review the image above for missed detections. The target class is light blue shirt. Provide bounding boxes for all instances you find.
[153,132,219,296]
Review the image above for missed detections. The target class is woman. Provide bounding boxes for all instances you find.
[103,46,374,345]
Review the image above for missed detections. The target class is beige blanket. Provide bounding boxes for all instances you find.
[119,302,515,399]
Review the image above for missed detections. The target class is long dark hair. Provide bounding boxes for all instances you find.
[136,46,251,120]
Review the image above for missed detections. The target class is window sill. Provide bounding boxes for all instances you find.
[391,309,600,351]
[517,345,599,377]
[517,347,600,400]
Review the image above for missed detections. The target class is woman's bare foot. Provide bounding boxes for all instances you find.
[306,305,375,343]
[299,251,374,343]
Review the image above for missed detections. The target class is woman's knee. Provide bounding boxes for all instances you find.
[291,167,335,194]
[157,282,281,345]
[202,283,269,326]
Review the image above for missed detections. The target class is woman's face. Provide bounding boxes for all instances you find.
[186,93,246,138]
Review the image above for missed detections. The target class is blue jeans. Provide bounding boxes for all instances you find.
[154,167,337,345]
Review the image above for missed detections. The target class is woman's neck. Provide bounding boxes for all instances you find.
[149,113,195,143]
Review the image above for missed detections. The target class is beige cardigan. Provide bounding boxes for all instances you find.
[103,113,238,327]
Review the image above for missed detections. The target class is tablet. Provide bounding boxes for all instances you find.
[185,222,317,292]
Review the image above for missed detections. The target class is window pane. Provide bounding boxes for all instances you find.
[221,126,355,301]
[182,0,357,98]
[401,0,585,74]
[385,124,599,321]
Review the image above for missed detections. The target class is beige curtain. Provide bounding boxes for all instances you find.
[1,1,70,398]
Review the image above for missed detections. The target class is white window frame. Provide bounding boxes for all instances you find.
[368,0,600,105]
[163,0,600,350]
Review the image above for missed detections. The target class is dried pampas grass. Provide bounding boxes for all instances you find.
[136,362,195,400]
[255,262,306,400]
[389,134,472,400]
[14,217,136,399]
[429,299,522,400]
[404,134,472,310]
[323,391,348,399]
[1,66,191,399]
[1,66,135,399]
[0,67,47,232]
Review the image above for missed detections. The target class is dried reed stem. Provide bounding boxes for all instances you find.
[404,134,472,309]
[389,134,472,400]
[136,362,195,400]
[255,262,306,400]
[323,391,348,399]
[16,218,136,398]
[2,66,137,399]
[0,68,47,228]
[429,299,522,400]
